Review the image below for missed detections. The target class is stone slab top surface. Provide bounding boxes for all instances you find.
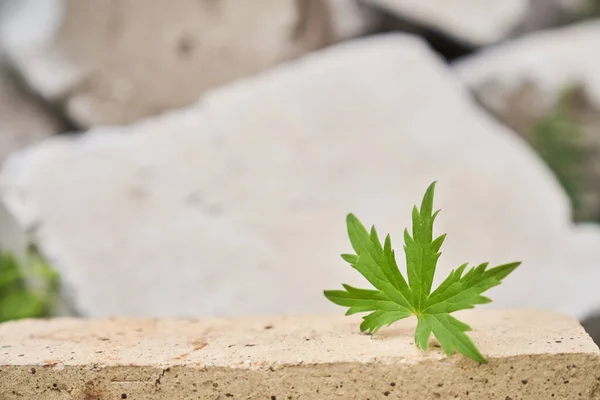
[0,309,597,369]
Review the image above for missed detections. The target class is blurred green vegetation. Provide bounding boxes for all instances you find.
[0,249,59,323]
[529,87,587,221]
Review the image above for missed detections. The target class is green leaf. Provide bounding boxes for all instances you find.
[415,315,432,350]
[343,214,413,310]
[424,262,521,314]
[324,284,410,316]
[420,313,485,363]
[359,310,413,335]
[404,182,442,310]
[346,215,410,296]
[324,181,520,363]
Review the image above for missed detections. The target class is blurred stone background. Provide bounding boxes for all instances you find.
[0,0,599,344]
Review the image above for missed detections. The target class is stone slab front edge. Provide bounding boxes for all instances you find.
[0,310,599,399]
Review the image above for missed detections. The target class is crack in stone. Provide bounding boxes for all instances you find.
[154,367,170,388]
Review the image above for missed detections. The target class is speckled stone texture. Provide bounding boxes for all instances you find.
[0,310,599,399]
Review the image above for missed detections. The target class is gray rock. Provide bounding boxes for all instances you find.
[581,312,600,346]
[0,64,62,164]
[1,34,599,320]
[455,20,600,222]
[364,0,587,47]
[0,0,375,128]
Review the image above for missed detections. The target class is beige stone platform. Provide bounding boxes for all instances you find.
[0,310,598,399]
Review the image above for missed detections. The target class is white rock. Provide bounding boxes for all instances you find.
[0,0,374,128]
[364,0,586,47]
[454,20,600,116]
[454,21,600,222]
[1,34,599,320]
